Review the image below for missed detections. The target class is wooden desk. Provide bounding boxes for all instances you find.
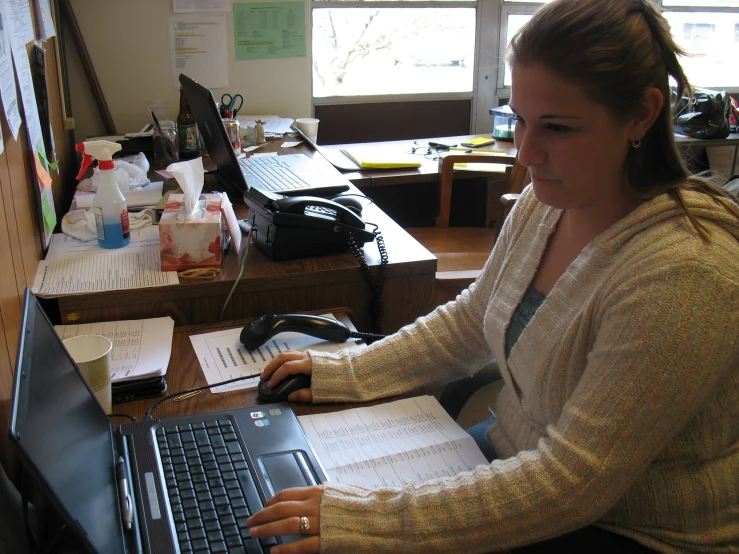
[118,316,389,422]
[56,186,435,334]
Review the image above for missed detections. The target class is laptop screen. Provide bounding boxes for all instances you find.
[9,290,125,554]
[179,73,247,197]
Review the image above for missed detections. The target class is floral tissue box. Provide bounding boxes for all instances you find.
[159,193,222,271]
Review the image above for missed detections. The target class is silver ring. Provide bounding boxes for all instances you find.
[300,516,311,535]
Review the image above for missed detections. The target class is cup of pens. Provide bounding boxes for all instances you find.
[153,119,179,164]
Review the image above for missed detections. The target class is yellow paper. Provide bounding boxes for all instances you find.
[341,148,421,169]
[453,163,507,173]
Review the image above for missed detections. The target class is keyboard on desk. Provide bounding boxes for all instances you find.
[239,156,310,193]
[157,419,276,554]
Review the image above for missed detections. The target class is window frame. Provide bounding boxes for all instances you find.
[309,0,739,134]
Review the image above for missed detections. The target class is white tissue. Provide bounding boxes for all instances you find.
[167,158,205,220]
[77,159,150,193]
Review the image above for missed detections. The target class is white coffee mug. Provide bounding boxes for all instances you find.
[295,118,319,142]
[63,335,113,414]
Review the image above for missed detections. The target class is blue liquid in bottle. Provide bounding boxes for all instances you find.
[98,223,131,249]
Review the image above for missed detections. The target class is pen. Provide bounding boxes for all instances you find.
[116,456,134,532]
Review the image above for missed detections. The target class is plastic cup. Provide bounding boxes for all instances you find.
[295,118,319,142]
[63,335,113,414]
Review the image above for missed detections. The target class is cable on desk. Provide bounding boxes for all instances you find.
[108,413,137,423]
[220,222,254,321]
[144,372,262,420]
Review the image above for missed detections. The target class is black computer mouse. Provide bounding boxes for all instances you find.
[257,374,312,402]
[329,195,363,215]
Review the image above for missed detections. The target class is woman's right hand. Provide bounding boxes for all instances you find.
[260,351,313,402]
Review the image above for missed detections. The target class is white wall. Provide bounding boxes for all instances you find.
[66,0,312,143]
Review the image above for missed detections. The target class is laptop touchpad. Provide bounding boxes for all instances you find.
[260,451,317,497]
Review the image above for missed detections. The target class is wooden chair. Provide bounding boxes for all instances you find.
[407,154,528,306]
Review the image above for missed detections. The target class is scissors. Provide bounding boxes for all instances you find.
[220,93,243,118]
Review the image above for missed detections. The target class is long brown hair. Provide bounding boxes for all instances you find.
[507,0,737,239]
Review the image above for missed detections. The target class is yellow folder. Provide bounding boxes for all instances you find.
[341,148,422,169]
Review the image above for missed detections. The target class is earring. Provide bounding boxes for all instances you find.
[631,137,642,149]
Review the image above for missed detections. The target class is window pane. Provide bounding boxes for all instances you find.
[502,14,532,87]
[664,11,739,87]
[313,8,475,97]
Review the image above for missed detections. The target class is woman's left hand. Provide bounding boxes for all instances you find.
[246,485,323,554]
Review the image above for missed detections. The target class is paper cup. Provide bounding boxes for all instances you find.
[295,118,319,142]
[63,335,113,414]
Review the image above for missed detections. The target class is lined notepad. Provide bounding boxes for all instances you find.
[341,148,422,169]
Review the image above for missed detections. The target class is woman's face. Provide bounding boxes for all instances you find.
[510,63,635,211]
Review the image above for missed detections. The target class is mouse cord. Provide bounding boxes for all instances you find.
[144,372,262,420]
[220,224,253,321]
[348,222,388,335]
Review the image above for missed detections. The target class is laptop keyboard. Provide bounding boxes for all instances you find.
[157,419,277,554]
[240,157,310,192]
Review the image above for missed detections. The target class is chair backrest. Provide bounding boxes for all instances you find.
[435,154,527,228]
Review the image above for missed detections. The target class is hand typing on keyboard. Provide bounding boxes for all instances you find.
[246,486,324,554]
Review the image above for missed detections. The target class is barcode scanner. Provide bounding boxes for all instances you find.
[240,313,385,351]
[241,314,387,402]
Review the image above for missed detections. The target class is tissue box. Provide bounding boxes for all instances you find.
[159,193,222,271]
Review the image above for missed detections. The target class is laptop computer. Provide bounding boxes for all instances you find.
[179,74,350,202]
[8,289,326,554]
[290,123,363,172]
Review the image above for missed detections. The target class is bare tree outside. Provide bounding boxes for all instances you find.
[313,8,475,97]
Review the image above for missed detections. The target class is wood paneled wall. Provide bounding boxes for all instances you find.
[0,1,74,473]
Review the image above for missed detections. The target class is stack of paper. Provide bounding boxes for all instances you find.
[33,227,178,297]
[298,395,488,488]
[55,317,174,383]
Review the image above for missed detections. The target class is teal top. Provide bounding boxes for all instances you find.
[505,284,547,358]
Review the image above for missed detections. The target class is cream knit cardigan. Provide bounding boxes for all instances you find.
[308,187,739,553]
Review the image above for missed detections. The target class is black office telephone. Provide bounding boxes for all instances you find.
[243,192,389,332]
[243,193,376,261]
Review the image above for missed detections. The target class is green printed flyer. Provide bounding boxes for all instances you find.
[234,2,306,60]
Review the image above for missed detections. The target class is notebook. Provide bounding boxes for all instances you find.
[340,148,422,170]
[9,289,327,554]
[180,74,349,201]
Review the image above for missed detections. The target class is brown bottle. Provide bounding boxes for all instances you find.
[177,88,198,159]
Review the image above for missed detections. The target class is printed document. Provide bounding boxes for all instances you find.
[32,247,179,297]
[190,318,362,393]
[169,14,228,89]
[45,226,161,261]
[55,317,175,383]
[298,395,489,488]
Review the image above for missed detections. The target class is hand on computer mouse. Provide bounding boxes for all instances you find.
[260,351,313,402]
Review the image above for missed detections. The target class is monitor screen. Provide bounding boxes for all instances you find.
[9,290,125,554]
[179,73,246,197]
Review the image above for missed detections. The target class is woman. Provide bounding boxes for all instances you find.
[246,0,739,551]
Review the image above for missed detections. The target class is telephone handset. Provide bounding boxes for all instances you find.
[268,196,371,237]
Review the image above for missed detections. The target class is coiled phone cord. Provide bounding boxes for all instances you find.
[348,222,388,334]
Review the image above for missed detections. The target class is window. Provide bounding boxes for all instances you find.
[312,1,477,99]
[310,0,739,133]
[497,0,739,95]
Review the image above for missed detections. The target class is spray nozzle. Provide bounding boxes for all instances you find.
[75,140,123,180]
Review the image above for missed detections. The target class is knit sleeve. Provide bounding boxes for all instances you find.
[308,186,536,404]
[317,257,739,552]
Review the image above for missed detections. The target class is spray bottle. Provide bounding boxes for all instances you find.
[76,140,130,249]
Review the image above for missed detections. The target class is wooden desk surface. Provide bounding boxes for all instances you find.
[259,134,518,188]
[118,315,392,422]
[56,176,436,334]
